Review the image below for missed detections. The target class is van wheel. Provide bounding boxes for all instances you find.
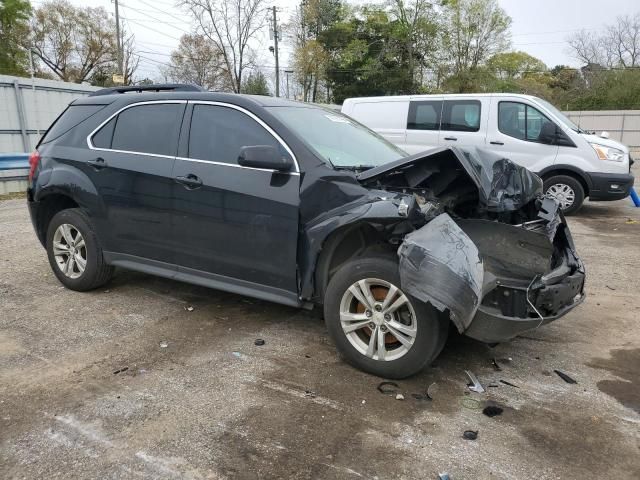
[323,254,448,379]
[46,208,114,291]
[543,175,585,215]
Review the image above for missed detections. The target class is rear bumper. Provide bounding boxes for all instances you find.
[586,172,634,201]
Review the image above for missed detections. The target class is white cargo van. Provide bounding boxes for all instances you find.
[341,94,634,214]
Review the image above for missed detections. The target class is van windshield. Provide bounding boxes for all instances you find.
[535,98,582,133]
[266,106,407,169]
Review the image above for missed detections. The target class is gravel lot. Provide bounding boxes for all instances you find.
[1,194,639,480]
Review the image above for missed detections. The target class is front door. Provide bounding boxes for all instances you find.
[171,102,300,301]
[85,101,185,262]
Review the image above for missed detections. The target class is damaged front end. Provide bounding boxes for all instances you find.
[357,147,586,343]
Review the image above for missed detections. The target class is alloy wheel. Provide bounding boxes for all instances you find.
[52,223,87,279]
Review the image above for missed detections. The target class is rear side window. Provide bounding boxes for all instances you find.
[498,102,553,142]
[110,103,183,156]
[40,104,105,145]
[91,117,116,149]
[188,105,282,165]
[441,100,481,132]
[408,101,442,130]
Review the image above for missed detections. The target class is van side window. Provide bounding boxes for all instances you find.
[407,101,442,130]
[111,103,183,156]
[91,117,116,149]
[498,102,555,143]
[441,100,481,132]
[188,105,284,165]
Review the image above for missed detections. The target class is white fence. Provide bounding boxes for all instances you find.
[0,75,100,153]
[563,110,640,148]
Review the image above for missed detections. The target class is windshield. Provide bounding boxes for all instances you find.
[266,106,407,168]
[536,98,581,133]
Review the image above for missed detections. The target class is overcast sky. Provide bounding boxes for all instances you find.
[30,0,639,82]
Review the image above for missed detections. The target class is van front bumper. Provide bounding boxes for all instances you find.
[586,172,634,201]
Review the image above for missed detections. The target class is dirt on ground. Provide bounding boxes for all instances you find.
[1,193,639,480]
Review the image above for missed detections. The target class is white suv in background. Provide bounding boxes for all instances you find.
[342,93,634,214]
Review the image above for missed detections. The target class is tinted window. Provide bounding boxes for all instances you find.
[91,117,116,148]
[441,100,481,132]
[408,101,442,130]
[188,105,282,165]
[498,102,555,143]
[111,103,182,156]
[40,104,105,144]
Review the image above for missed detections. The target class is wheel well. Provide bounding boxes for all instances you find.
[313,224,395,303]
[36,194,79,246]
[541,169,590,196]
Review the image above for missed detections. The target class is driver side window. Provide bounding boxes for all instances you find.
[498,101,556,144]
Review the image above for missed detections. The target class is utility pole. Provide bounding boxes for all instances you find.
[285,70,293,99]
[114,0,123,81]
[272,6,280,97]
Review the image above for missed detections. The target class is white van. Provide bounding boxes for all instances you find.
[341,94,634,214]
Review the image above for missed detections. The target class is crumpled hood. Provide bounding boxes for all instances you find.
[357,146,543,213]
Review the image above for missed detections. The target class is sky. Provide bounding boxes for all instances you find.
[29,0,639,82]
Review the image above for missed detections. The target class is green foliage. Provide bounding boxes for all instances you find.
[0,0,32,76]
[241,70,270,96]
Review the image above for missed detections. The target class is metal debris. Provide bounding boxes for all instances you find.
[254,338,265,346]
[554,369,577,384]
[377,381,400,395]
[482,405,504,417]
[112,367,128,375]
[499,380,519,388]
[462,430,478,440]
[465,370,485,393]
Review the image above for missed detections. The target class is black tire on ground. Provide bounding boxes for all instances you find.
[543,174,585,216]
[323,254,448,379]
[46,208,114,291]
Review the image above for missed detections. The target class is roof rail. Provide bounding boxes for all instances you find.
[88,83,206,97]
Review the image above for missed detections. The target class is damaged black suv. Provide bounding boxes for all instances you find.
[27,84,585,378]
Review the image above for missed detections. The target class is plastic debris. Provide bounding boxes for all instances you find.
[377,381,400,395]
[482,405,504,417]
[254,338,265,346]
[427,382,438,399]
[462,430,478,440]
[438,473,451,480]
[185,305,194,312]
[499,380,519,388]
[465,370,485,393]
[159,341,169,348]
[554,369,577,384]
[112,367,128,375]
[231,351,242,358]
[395,393,405,400]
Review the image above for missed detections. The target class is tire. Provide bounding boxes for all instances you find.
[46,208,114,291]
[543,175,585,216]
[323,254,448,379]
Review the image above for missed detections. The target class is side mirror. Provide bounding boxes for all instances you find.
[538,121,558,144]
[238,145,293,172]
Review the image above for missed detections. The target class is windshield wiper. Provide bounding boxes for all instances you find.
[334,165,376,171]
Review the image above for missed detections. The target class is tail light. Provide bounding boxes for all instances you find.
[28,151,41,182]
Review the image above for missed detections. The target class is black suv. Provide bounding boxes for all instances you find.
[27,84,585,378]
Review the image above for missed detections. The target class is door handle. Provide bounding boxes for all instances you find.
[87,157,107,169]
[175,174,203,189]
[490,141,504,145]
[443,137,457,141]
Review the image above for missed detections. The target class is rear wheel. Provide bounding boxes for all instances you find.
[543,175,585,215]
[324,254,448,378]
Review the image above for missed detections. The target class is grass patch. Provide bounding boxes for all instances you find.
[0,191,26,201]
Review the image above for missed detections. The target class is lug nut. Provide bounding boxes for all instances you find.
[384,313,391,321]
[365,310,372,318]
[368,322,375,329]
[380,325,388,332]
[374,304,382,312]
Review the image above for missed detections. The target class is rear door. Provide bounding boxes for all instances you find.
[171,102,300,302]
[485,99,558,171]
[404,97,442,154]
[86,101,185,262]
[438,98,486,148]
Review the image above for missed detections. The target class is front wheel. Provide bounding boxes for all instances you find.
[543,175,585,215]
[323,255,448,379]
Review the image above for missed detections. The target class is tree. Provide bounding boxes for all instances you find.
[440,0,511,92]
[164,33,228,90]
[0,0,32,76]
[293,39,328,101]
[241,70,270,95]
[31,0,117,83]
[91,32,139,86]
[181,0,266,93]
[486,51,546,79]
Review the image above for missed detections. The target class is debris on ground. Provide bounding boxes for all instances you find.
[460,397,482,410]
[231,351,243,359]
[377,381,400,395]
[492,358,502,371]
[159,341,169,348]
[112,367,128,375]
[462,430,478,440]
[438,473,451,480]
[427,382,438,400]
[465,370,485,393]
[184,305,194,312]
[396,393,405,400]
[625,218,638,224]
[499,380,519,388]
[254,338,265,346]
[554,369,578,384]
[482,405,504,417]
[304,390,316,398]
[605,285,616,290]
